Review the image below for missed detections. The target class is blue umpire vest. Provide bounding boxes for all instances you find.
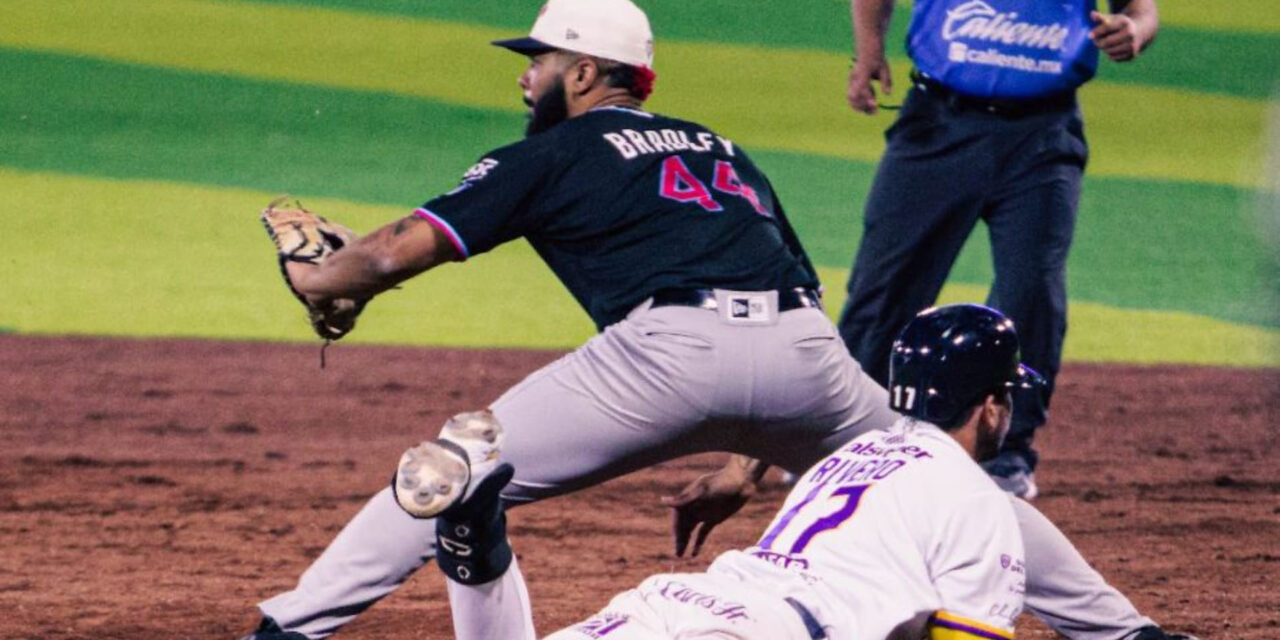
[907,0,1100,99]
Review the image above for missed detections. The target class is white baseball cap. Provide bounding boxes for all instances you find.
[492,0,655,68]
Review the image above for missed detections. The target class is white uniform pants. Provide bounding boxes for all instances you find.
[260,299,894,637]
[542,572,816,640]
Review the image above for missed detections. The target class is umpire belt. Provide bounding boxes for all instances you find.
[785,597,828,639]
[910,70,1075,118]
[650,287,823,313]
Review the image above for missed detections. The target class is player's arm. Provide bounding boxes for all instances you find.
[286,215,459,303]
[288,140,550,304]
[848,0,896,114]
[926,492,1024,640]
[661,454,770,557]
[1093,0,1159,62]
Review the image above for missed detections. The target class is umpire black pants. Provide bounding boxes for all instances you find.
[837,85,1088,469]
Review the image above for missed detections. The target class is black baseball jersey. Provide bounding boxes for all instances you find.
[416,106,820,330]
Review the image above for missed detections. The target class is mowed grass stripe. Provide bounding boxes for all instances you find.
[233,0,1280,36]
[930,282,1279,367]
[249,0,1280,100]
[0,50,518,206]
[1,168,1274,365]
[0,168,595,346]
[2,50,1271,327]
[752,149,1276,329]
[1092,27,1280,100]
[858,0,1280,33]
[1156,1,1280,33]
[2,0,1269,188]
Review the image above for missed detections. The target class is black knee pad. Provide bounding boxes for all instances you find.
[435,462,515,585]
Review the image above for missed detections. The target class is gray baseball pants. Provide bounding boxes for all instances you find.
[257,295,1150,639]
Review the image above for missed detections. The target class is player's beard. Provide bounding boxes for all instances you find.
[525,76,569,137]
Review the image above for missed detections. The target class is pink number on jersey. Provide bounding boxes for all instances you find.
[659,156,722,212]
[712,160,769,216]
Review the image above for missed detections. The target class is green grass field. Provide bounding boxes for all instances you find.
[2,0,1277,365]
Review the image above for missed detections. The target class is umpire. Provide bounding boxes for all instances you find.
[837,0,1158,498]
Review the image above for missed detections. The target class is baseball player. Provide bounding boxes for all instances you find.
[244,2,1190,639]
[402,305,1196,640]
[247,1,897,637]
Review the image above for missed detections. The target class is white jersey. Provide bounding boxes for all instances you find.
[708,418,1025,640]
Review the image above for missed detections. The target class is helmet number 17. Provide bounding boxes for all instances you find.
[891,385,917,411]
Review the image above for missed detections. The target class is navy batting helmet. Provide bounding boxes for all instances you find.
[888,304,1045,429]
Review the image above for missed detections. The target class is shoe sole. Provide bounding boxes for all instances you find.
[394,411,506,518]
[440,411,505,465]
[395,440,470,518]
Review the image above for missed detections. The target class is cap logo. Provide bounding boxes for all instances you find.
[565,28,579,40]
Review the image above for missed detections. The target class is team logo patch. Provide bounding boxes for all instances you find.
[462,158,500,181]
[445,158,500,196]
[1000,554,1025,574]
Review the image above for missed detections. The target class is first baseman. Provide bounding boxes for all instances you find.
[246,2,1183,639]
[249,0,895,636]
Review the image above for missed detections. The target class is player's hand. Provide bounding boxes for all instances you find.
[281,261,366,339]
[661,469,757,557]
[1090,11,1141,61]
[284,260,322,298]
[848,56,892,115]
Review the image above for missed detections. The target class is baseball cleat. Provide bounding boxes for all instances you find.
[982,451,1038,500]
[1131,626,1202,640]
[990,468,1038,501]
[238,617,309,640]
[394,411,505,518]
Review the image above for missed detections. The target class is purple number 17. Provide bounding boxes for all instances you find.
[758,484,871,554]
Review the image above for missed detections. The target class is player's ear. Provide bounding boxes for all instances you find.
[980,394,1003,426]
[567,56,598,95]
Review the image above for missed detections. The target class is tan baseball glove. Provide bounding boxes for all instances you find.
[260,196,366,340]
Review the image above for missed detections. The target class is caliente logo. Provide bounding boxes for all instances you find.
[942,0,1071,51]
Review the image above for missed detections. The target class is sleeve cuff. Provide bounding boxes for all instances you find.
[929,611,1015,640]
[413,207,470,259]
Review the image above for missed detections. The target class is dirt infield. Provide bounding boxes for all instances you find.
[1,335,1277,640]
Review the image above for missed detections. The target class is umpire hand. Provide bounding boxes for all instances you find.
[848,56,893,115]
[661,468,758,557]
[1090,11,1142,61]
